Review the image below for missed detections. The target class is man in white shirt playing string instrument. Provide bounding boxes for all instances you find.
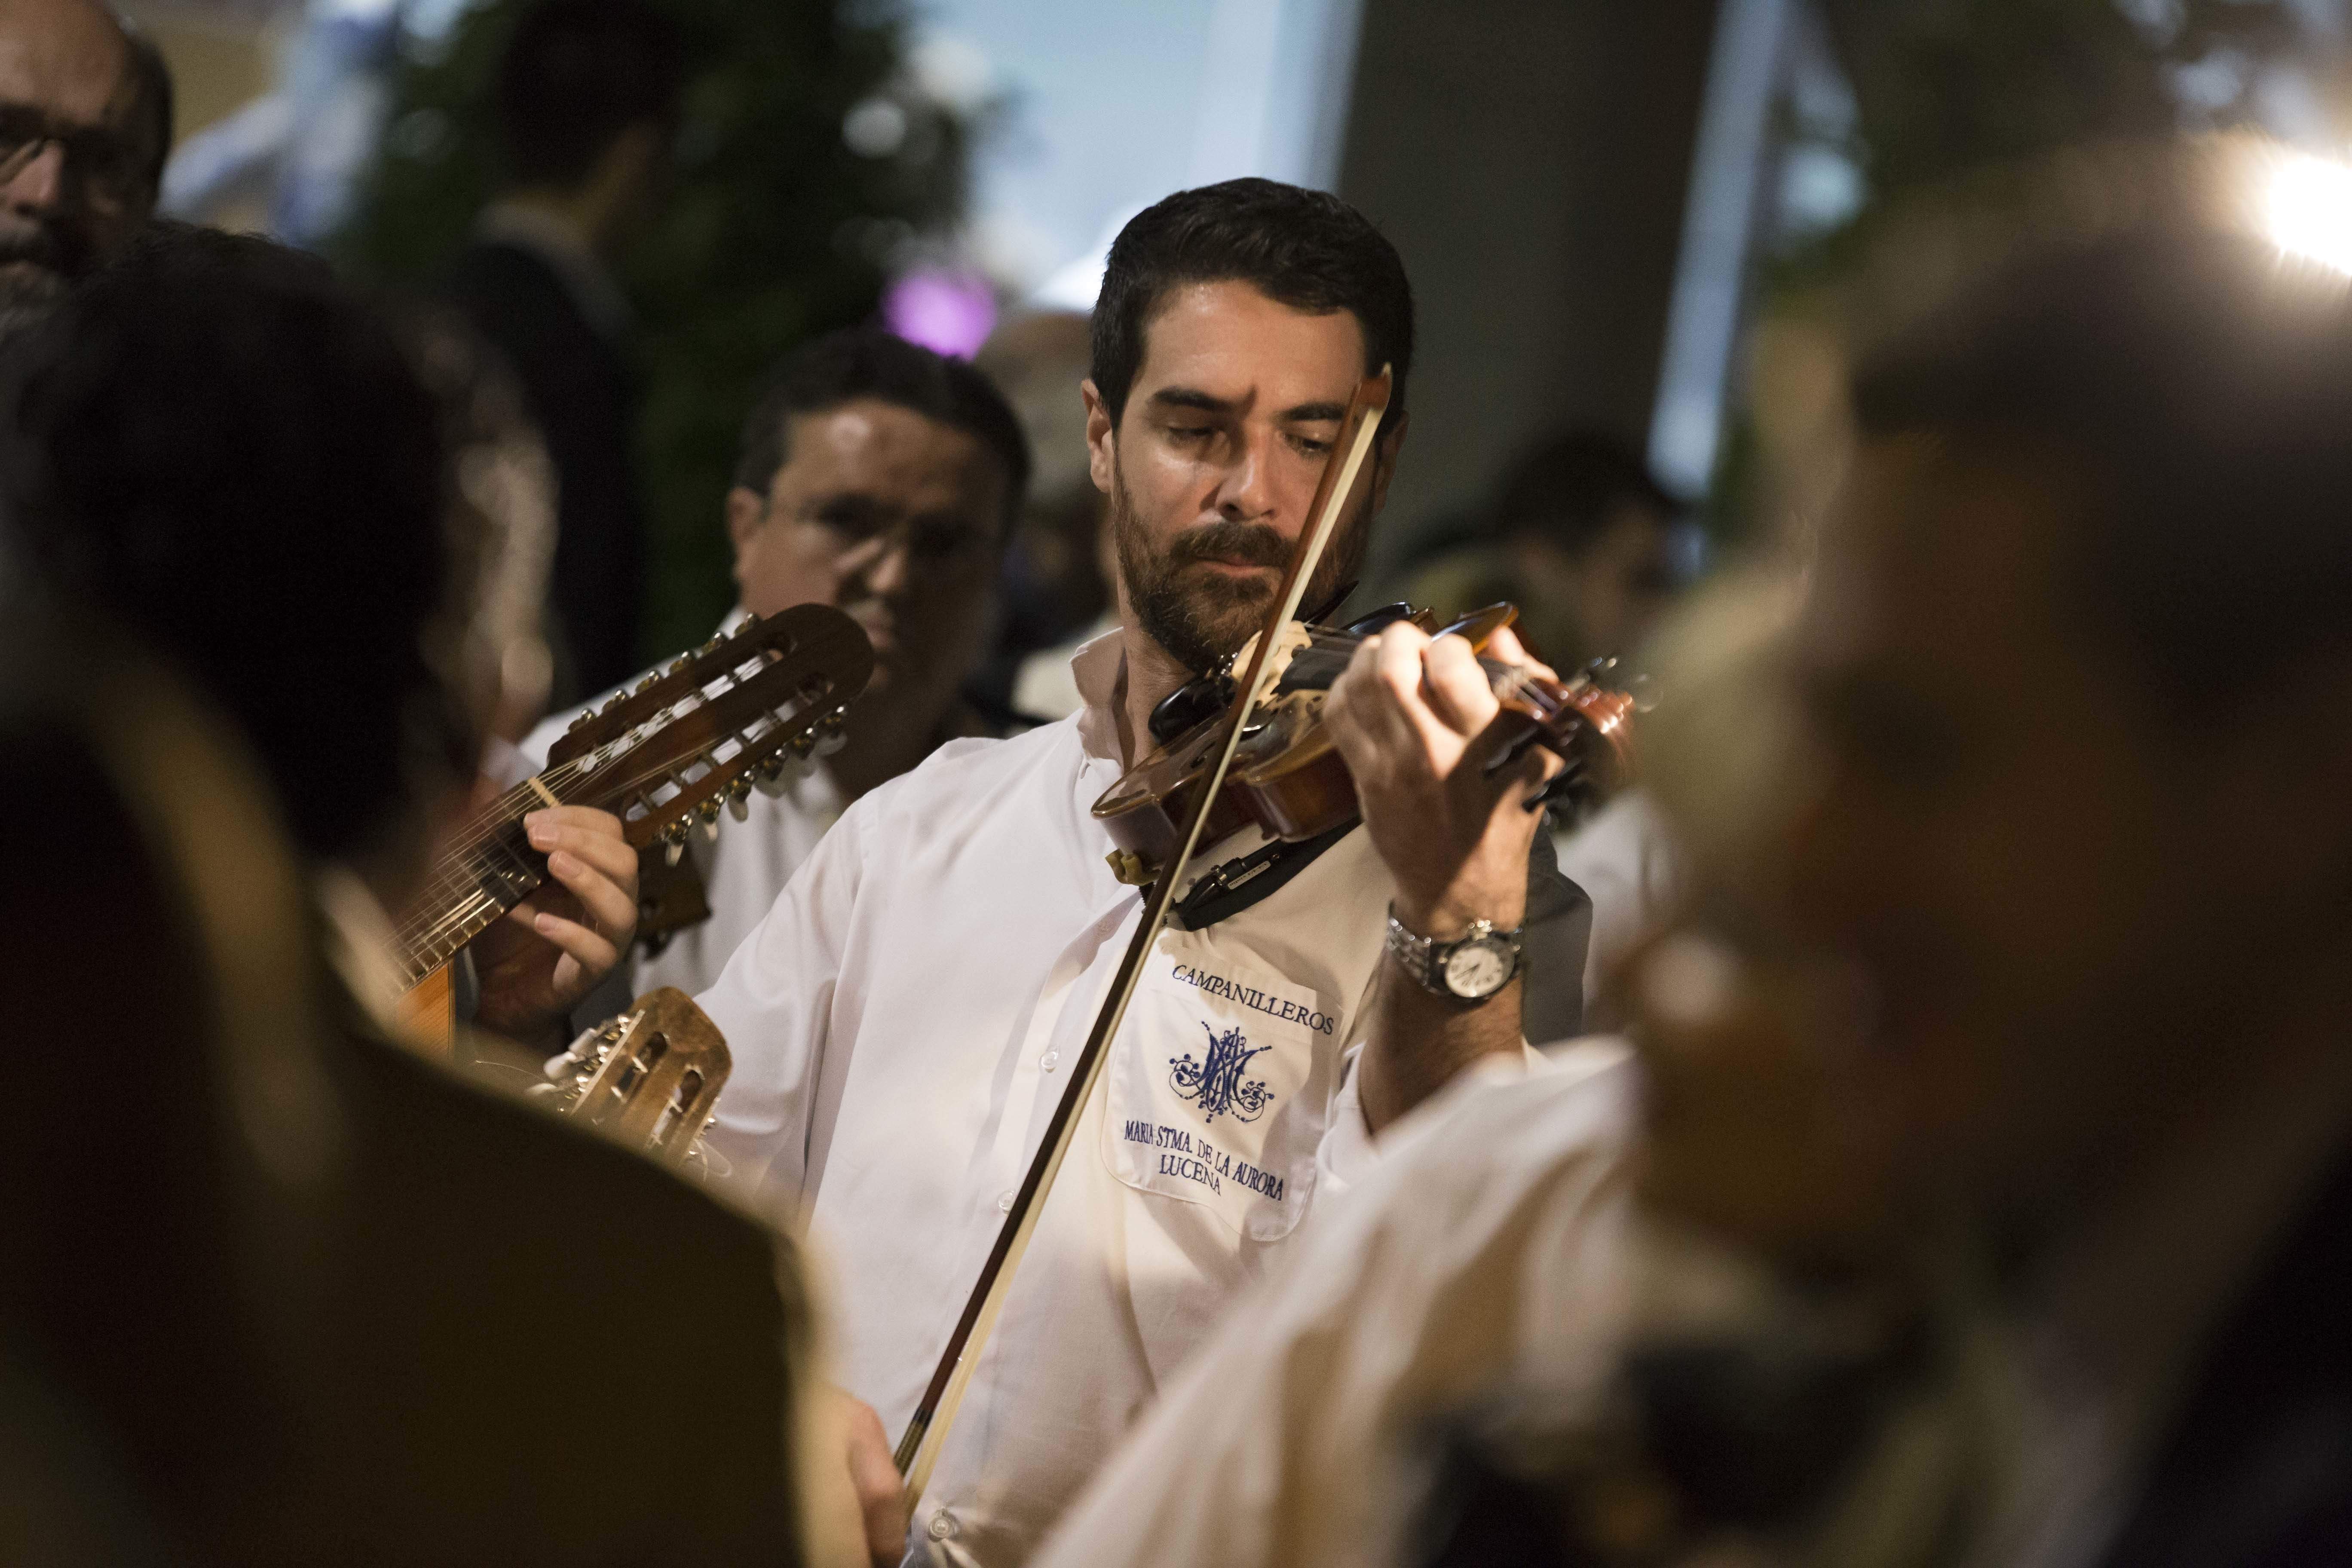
[515,328,1030,1003]
[697,177,1581,1566]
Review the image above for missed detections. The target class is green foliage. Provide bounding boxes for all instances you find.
[1815,0,2304,202]
[335,0,972,659]
[1706,0,2319,548]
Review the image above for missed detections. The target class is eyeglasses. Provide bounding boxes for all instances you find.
[790,498,998,577]
[0,104,151,208]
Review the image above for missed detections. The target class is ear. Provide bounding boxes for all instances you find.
[724,486,766,580]
[1366,410,1410,517]
[1082,379,1117,496]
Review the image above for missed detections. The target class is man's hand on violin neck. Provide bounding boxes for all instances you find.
[1324,622,1559,936]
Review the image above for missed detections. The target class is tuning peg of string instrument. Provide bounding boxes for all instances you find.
[811,708,849,758]
[568,711,591,732]
[635,674,658,694]
[662,838,684,866]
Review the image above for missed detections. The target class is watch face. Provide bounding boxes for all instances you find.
[1442,938,1514,1000]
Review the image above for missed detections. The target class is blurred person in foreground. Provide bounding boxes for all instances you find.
[448,0,682,703]
[0,225,857,1563]
[1392,428,1686,673]
[1040,144,2352,1567]
[514,325,1028,1004]
[0,0,170,342]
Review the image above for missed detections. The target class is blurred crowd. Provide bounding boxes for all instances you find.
[6,0,2352,1565]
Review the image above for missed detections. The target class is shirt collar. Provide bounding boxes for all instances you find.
[1071,628,1129,764]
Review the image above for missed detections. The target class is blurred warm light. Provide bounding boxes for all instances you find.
[2261,150,2352,275]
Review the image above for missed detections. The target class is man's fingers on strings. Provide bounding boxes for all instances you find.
[1420,632,1501,738]
[528,910,619,977]
[1483,623,1557,688]
[1327,627,1435,777]
[542,848,637,939]
[1368,622,1464,757]
[525,807,638,881]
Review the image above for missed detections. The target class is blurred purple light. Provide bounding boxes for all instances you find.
[882,269,997,359]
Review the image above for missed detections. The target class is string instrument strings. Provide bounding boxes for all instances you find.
[891,367,1396,1507]
[392,609,875,982]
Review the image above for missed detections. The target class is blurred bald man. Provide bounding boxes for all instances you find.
[0,0,170,338]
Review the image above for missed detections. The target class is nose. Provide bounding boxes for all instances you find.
[1215,428,1278,524]
[836,528,913,603]
[866,531,914,598]
[4,142,66,212]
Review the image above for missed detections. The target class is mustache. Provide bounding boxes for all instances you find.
[0,218,85,280]
[1166,518,1290,572]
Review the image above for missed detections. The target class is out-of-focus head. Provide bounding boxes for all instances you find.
[726,326,1028,704]
[0,0,169,338]
[1788,153,2352,1236]
[1489,429,1682,665]
[976,309,1115,638]
[1084,178,1414,673]
[0,226,465,878]
[395,306,560,746]
[493,0,681,218]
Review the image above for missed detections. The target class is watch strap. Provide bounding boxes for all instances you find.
[1384,906,1524,1000]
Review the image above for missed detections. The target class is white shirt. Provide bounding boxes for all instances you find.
[1033,1045,1641,1568]
[696,631,1409,1566]
[1555,790,1681,1011]
[514,625,849,1003]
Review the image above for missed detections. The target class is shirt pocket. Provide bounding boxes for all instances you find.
[1099,931,1341,1242]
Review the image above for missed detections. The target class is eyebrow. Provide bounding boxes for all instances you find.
[1146,387,1235,415]
[1144,387,1348,423]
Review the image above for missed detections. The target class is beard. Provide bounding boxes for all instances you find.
[1109,463,1369,675]
[0,217,96,345]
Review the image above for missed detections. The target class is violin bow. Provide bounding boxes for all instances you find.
[893,368,1396,1504]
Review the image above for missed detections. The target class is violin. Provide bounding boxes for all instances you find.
[1091,599,1638,887]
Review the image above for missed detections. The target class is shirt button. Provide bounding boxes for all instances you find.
[996,1191,1015,1213]
[1041,1050,1061,1072]
[928,1509,959,1540]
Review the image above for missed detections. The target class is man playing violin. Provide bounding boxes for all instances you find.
[696,177,1572,1566]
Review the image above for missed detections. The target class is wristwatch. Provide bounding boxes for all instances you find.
[1384,906,1524,1002]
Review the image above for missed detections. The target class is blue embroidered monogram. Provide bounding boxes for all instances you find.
[1169,1022,1277,1123]
[1104,935,1346,1240]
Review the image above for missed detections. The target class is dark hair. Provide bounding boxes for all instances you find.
[119,28,174,193]
[1490,429,1675,554]
[0,225,459,861]
[1852,219,2352,701]
[1091,178,1414,433]
[494,0,683,188]
[732,326,1032,529]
